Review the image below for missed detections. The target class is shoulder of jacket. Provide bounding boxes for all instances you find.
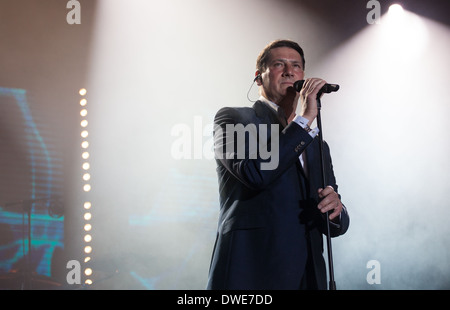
[215,105,258,122]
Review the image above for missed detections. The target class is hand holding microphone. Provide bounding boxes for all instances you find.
[293,80,339,94]
[293,78,339,125]
[295,78,325,124]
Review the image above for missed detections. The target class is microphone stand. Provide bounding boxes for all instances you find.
[316,95,336,290]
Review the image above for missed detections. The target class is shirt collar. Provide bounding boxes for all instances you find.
[258,95,279,112]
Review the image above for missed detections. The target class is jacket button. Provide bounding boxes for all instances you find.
[294,141,306,152]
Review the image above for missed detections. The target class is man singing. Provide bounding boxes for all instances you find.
[206,39,350,290]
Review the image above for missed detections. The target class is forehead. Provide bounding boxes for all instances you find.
[268,47,302,63]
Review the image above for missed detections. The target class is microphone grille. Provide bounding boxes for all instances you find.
[293,80,304,92]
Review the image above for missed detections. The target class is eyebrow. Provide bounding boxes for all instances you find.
[271,58,302,65]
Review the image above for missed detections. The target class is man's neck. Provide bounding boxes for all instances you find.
[261,95,298,123]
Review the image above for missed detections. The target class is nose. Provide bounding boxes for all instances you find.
[282,64,294,77]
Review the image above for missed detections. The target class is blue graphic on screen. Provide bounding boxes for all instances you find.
[0,87,64,284]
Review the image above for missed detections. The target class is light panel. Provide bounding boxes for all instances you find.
[79,88,93,286]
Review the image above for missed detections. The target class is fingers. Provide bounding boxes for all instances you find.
[299,78,327,122]
[317,186,342,220]
[301,78,327,98]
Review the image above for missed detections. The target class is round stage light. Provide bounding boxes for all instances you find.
[388,4,404,16]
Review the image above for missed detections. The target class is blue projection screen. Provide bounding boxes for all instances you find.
[0,87,64,289]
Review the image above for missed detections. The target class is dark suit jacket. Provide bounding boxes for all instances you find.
[206,100,349,290]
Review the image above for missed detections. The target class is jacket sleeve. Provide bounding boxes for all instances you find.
[213,106,314,191]
[323,141,350,237]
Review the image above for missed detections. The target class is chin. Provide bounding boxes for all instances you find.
[281,86,294,95]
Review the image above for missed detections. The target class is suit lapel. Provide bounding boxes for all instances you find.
[253,100,319,196]
[253,100,286,129]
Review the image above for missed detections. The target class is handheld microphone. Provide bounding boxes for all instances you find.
[293,80,340,94]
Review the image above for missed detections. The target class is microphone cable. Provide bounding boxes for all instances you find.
[246,78,258,103]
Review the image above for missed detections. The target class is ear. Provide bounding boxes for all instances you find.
[254,71,262,85]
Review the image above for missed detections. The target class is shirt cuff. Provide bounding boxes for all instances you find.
[292,114,319,137]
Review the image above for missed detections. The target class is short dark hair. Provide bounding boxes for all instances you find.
[256,39,305,73]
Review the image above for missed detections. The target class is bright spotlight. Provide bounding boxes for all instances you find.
[84,212,92,220]
[84,234,92,242]
[388,4,404,16]
[84,268,93,276]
